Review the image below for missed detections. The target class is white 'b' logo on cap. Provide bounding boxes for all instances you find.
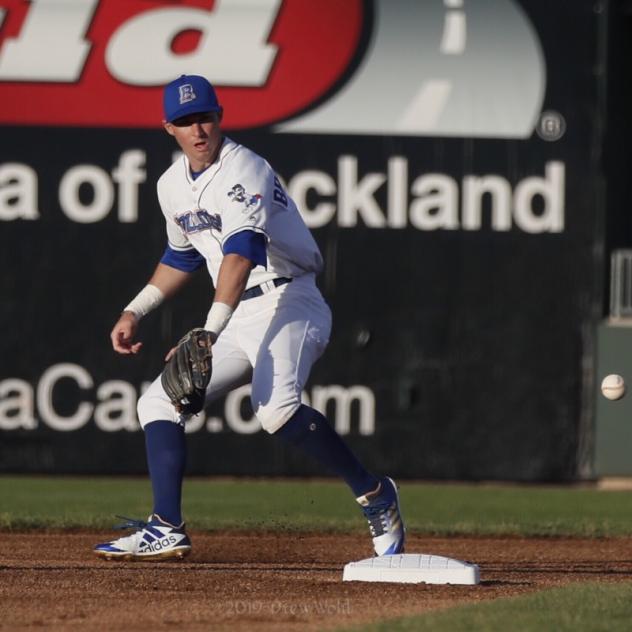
[179,84,196,104]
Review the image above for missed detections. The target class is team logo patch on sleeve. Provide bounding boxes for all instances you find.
[227,184,262,211]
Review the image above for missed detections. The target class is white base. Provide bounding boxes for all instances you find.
[342,553,480,585]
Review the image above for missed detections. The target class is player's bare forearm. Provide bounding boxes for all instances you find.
[214,254,254,309]
[147,262,194,299]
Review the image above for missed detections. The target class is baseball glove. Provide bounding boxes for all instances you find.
[161,328,214,415]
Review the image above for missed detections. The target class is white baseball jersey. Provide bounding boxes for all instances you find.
[157,136,323,289]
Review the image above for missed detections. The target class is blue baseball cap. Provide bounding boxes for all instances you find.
[163,75,221,123]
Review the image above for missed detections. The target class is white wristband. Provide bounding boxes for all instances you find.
[204,302,233,338]
[123,284,164,319]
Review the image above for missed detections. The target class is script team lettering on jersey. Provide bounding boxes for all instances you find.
[176,209,222,235]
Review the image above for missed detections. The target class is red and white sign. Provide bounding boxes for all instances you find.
[0,0,546,138]
[0,0,363,128]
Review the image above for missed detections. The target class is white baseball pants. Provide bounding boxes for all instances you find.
[137,274,332,433]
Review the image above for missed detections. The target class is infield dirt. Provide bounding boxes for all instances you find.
[1,532,631,631]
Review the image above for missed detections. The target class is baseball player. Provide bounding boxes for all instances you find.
[94,75,405,561]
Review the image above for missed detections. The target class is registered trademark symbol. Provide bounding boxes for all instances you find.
[536,110,566,141]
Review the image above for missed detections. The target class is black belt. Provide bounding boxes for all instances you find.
[242,277,292,301]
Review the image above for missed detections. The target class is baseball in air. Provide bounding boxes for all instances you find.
[601,374,626,401]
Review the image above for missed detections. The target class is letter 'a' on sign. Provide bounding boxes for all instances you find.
[105,0,281,85]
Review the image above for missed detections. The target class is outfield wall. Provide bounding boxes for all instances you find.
[0,1,607,480]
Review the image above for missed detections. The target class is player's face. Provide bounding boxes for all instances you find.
[164,110,223,171]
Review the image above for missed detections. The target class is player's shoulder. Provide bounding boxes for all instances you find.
[222,137,271,173]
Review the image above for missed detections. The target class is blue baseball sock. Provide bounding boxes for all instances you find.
[275,405,378,497]
[144,420,186,526]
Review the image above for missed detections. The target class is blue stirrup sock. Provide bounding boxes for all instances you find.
[275,405,379,497]
[144,420,186,526]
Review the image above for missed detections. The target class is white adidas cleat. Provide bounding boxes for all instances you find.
[357,477,406,556]
[94,514,191,561]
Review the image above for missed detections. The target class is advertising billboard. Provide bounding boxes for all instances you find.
[0,0,605,480]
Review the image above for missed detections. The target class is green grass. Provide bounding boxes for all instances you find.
[342,583,632,632]
[2,476,632,536]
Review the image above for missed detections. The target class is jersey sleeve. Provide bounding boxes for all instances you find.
[219,154,288,247]
[160,244,206,272]
[223,230,267,268]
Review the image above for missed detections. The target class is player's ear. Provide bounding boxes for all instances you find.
[216,108,224,124]
[163,120,176,137]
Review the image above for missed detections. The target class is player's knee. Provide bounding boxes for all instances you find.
[137,388,177,429]
[254,400,301,434]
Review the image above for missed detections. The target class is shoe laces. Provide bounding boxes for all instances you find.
[113,515,148,531]
[105,518,149,550]
[362,500,395,538]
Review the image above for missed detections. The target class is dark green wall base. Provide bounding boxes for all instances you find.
[595,322,632,476]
